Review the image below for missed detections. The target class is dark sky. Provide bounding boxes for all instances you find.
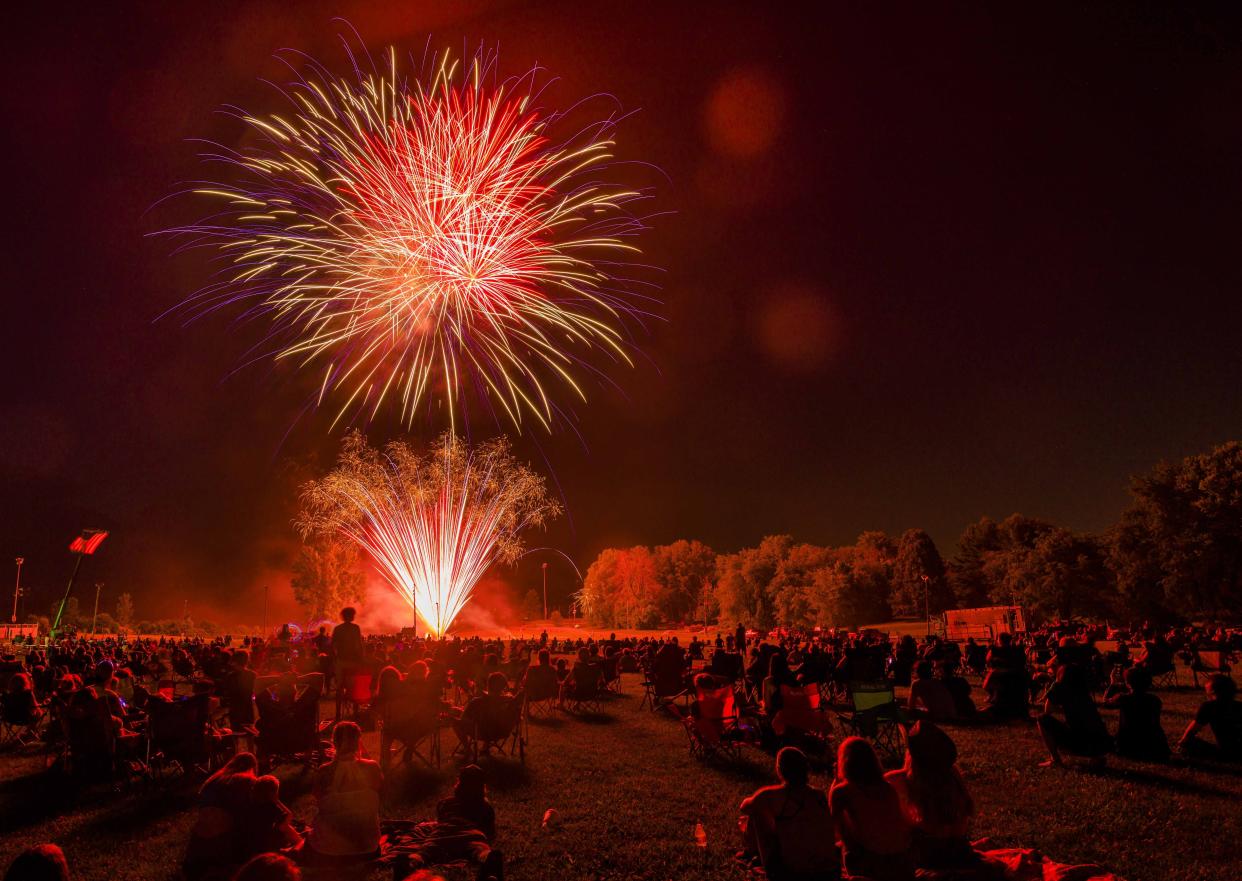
[3,2,1242,627]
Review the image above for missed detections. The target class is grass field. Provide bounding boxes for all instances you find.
[1,674,1238,881]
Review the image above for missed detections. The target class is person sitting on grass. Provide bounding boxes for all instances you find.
[1105,666,1169,762]
[304,721,383,865]
[737,746,837,881]
[939,660,977,720]
[394,765,504,881]
[885,722,998,876]
[4,844,70,881]
[184,752,259,879]
[1035,663,1111,768]
[830,737,915,881]
[981,634,1029,722]
[240,774,301,860]
[907,661,957,723]
[1177,673,1241,761]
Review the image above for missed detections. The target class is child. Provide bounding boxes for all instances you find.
[242,775,301,859]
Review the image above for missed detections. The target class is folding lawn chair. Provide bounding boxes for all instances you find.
[380,692,442,770]
[682,680,745,762]
[523,666,560,718]
[1191,650,1233,688]
[458,690,527,764]
[0,693,45,749]
[640,666,688,712]
[837,682,906,766]
[772,682,833,748]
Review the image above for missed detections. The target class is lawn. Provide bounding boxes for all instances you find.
[0,678,1237,881]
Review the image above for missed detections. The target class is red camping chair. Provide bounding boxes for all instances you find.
[1191,650,1233,688]
[682,681,744,761]
[337,671,374,720]
[773,683,833,743]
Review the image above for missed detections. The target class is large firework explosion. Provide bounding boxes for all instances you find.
[171,43,652,433]
[298,431,559,636]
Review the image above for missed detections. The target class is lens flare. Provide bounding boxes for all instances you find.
[299,432,559,636]
[168,44,653,432]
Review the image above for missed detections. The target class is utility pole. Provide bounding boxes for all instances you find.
[92,582,103,634]
[542,562,549,620]
[11,557,23,624]
[922,574,931,637]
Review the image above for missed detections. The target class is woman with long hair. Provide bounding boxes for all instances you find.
[829,737,914,881]
[885,722,987,872]
[184,752,259,878]
[305,721,383,864]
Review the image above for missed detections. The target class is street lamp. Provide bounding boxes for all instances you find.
[11,557,23,625]
[541,562,549,620]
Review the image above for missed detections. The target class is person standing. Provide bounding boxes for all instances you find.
[331,607,364,716]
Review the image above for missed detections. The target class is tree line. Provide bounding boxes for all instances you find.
[578,441,1242,629]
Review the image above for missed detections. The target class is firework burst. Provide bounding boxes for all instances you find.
[298,432,559,636]
[171,44,652,432]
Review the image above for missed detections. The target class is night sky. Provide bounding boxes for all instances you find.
[4,2,1242,626]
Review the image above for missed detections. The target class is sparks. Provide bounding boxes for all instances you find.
[169,44,652,433]
[299,432,560,637]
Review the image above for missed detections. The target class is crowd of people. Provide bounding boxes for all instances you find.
[0,612,1238,881]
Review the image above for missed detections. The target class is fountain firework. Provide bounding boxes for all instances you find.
[298,431,558,636]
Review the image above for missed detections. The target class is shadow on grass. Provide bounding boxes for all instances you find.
[563,712,617,725]
[1077,763,1239,799]
[386,763,451,803]
[474,757,532,791]
[0,768,86,832]
[80,784,197,836]
[527,715,566,729]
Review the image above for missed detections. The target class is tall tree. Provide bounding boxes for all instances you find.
[714,535,793,629]
[950,517,1001,607]
[985,527,1113,620]
[892,529,949,615]
[652,539,716,623]
[579,546,662,628]
[808,561,890,629]
[1108,441,1242,618]
[521,589,542,620]
[115,592,135,632]
[291,537,366,621]
[768,543,835,628]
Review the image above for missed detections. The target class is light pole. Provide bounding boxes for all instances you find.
[262,585,269,637]
[11,557,23,624]
[921,574,931,637]
[541,562,549,620]
[92,582,103,634]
